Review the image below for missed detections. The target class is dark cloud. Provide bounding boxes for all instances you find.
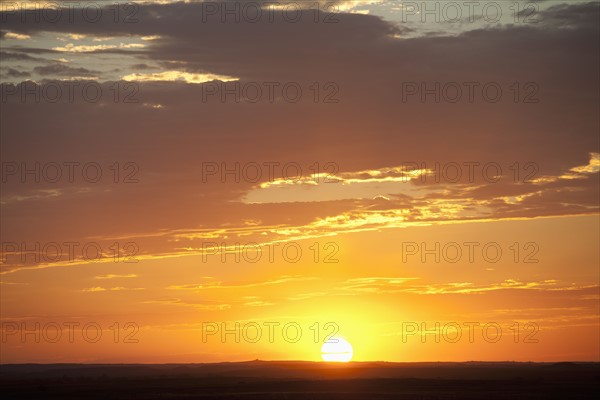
[0,1,597,270]
[2,68,31,78]
[33,63,100,77]
[0,51,46,62]
[131,63,153,70]
[534,1,600,30]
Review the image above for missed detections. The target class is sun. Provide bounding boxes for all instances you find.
[321,336,353,362]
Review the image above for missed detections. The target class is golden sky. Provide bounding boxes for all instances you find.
[0,0,598,363]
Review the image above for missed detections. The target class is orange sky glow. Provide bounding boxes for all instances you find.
[1,0,598,364]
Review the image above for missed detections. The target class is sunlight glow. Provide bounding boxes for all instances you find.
[321,337,353,362]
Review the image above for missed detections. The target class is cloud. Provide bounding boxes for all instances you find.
[338,278,596,296]
[2,68,31,78]
[81,286,107,292]
[33,63,100,77]
[94,274,138,279]
[66,33,86,40]
[82,286,144,292]
[52,43,146,53]
[142,298,231,310]
[0,51,45,61]
[0,2,597,274]
[243,300,274,307]
[130,63,154,70]
[3,31,30,40]
[167,276,316,291]
[121,70,238,84]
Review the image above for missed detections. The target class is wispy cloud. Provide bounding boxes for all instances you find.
[94,274,138,280]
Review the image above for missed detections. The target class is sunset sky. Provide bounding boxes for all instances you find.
[0,0,598,363]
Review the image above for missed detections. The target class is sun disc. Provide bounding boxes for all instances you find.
[321,337,353,362]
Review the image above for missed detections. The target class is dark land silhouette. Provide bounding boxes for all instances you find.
[1,361,599,399]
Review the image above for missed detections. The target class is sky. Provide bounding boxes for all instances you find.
[0,0,599,363]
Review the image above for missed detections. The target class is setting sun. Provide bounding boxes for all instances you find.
[321,337,353,362]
